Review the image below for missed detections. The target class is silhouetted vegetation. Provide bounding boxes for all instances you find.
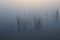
[46,9,48,16]
[34,16,41,32]
[56,9,59,21]
[16,15,20,31]
[16,14,42,32]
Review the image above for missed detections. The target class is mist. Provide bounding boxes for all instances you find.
[0,0,60,40]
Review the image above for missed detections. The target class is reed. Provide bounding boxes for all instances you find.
[34,16,41,32]
[56,9,59,21]
[16,14,20,31]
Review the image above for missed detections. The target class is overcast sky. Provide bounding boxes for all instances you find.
[0,0,60,13]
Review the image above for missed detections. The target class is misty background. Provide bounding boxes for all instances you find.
[0,0,60,40]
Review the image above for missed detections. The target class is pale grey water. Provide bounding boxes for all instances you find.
[0,0,60,40]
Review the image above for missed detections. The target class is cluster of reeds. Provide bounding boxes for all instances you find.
[16,15,41,32]
[52,9,59,22]
[46,8,59,22]
[34,16,41,32]
[56,9,59,21]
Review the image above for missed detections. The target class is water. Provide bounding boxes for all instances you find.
[0,0,60,40]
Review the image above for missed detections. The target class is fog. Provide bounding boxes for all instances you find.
[0,0,60,40]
